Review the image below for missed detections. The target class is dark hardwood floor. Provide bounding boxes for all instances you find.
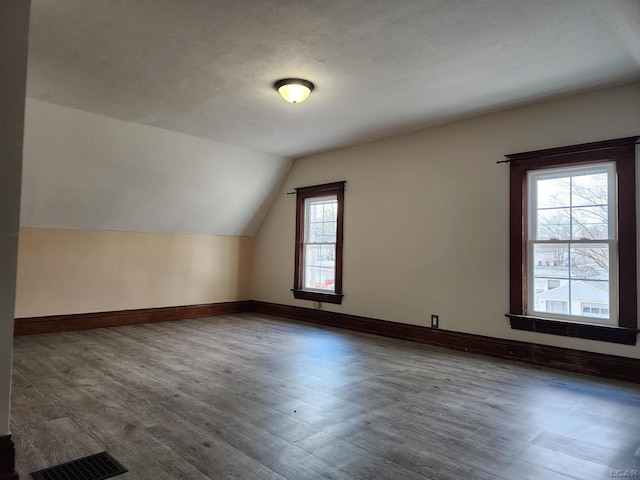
[10,313,640,479]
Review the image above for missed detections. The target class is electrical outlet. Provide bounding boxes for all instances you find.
[431,314,439,328]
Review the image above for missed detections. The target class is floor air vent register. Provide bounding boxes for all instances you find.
[31,451,127,480]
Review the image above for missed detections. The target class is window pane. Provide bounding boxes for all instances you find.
[570,244,609,281]
[308,220,333,243]
[321,220,337,243]
[536,208,571,240]
[304,265,320,289]
[571,171,608,207]
[533,244,569,277]
[571,207,609,240]
[310,219,336,244]
[303,266,335,290]
[570,281,609,318]
[537,177,570,208]
[532,166,612,242]
[305,196,337,243]
[533,286,569,316]
[304,244,335,290]
[532,243,610,319]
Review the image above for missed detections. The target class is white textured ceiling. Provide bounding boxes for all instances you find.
[27,0,640,158]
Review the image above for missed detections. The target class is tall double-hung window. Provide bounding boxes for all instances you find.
[506,137,638,345]
[293,181,345,304]
[528,163,615,322]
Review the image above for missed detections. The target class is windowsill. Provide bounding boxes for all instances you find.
[292,289,343,305]
[506,314,638,345]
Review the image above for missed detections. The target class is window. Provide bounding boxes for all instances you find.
[528,163,615,324]
[293,181,345,304]
[506,137,638,345]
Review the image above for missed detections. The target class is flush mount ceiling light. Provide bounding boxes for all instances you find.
[274,78,314,104]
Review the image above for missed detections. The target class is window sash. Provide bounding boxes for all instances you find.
[303,244,336,291]
[526,239,617,325]
[527,163,616,242]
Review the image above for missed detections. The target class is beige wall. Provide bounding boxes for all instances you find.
[253,81,640,359]
[15,228,253,318]
[17,99,278,320]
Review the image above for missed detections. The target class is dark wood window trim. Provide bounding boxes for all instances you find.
[506,136,639,344]
[506,314,638,345]
[293,181,345,304]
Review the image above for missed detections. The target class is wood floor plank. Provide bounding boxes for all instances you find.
[23,416,104,469]
[10,424,51,476]
[505,443,614,479]
[293,431,429,480]
[10,313,640,479]
[531,430,640,471]
[144,422,287,480]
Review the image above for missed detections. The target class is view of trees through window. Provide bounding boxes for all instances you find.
[529,163,614,322]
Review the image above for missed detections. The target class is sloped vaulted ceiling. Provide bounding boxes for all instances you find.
[22,0,640,235]
[21,100,290,236]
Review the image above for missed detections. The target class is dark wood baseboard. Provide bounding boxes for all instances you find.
[0,435,17,480]
[13,299,640,383]
[14,301,252,336]
[251,301,640,384]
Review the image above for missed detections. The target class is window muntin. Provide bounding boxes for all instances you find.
[527,163,617,325]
